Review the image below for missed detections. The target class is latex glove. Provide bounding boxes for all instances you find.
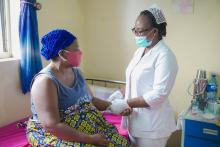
[107,90,123,101]
[109,99,130,114]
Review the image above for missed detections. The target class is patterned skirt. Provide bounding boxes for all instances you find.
[26,102,131,147]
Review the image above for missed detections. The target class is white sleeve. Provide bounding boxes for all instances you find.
[143,52,178,108]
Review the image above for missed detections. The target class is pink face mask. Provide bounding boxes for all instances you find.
[66,50,82,67]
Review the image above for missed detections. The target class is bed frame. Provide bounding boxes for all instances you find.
[86,78,125,89]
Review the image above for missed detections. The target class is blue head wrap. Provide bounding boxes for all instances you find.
[41,29,77,60]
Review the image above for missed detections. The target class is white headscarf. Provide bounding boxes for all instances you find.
[147,4,166,24]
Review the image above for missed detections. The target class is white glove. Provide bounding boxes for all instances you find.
[109,99,130,114]
[108,90,123,101]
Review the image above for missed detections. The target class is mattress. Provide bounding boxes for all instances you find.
[0,118,30,147]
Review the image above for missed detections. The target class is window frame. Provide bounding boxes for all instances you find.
[0,0,12,59]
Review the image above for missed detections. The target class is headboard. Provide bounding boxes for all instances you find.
[85,78,125,100]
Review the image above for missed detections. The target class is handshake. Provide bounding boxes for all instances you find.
[107,90,132,115]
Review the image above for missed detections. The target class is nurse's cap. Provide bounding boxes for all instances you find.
[147,4,166,24]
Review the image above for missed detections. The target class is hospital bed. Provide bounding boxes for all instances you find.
[0,78,128,147]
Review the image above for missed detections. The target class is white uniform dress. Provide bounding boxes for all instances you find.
[124,40,178,147]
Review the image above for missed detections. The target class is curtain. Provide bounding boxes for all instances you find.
[19,0,42,94]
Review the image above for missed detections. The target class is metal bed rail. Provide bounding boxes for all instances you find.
[85,78,125,88]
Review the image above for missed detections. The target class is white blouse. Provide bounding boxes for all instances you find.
[125,40,178,138]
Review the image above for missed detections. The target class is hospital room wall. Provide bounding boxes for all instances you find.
[37,0,86,69]
[0,0,84,127]
[0,0,30,127]
[82,0,220,115]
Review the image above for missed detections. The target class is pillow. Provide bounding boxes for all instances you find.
[88,84,117,101]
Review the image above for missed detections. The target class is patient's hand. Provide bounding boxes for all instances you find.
[120,108,132,116]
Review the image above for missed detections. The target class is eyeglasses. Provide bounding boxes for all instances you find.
[131,27,151,36]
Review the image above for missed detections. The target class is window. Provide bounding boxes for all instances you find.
[0,0,11,58]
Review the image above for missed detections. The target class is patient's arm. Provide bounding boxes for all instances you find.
[85,83,111,111]
[31,76,109,146]
[92,97,112,111]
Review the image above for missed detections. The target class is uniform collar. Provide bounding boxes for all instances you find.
[138,40,164,56]
[148,40,164,54]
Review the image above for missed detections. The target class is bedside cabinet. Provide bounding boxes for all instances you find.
[182,111,220,147]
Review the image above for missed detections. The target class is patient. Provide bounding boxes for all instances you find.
[26,29,131,147]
